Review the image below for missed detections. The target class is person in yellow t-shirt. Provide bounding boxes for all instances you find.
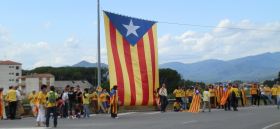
[36,85,47,126]
[90,89,99,114]
[0,88,4,120]
[187,87,194,109]
[271,85,278,105]
[250,84,258,105]
[46,86,58,128]
[209,85,216,108]
[276,83,280,109]
[28,90,38,117]
[5,86,17,120]
[83,88,90,118]
[100,89,110,113]
[110,85,119,118]
[230,85,240,111]
[263,85,273,104]
[181,87,188,110]
[173,86,183,104]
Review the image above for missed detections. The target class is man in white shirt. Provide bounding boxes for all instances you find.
[202,87,211,112]
[62,85,70,118]
[159,84,168,112]
[15,86,22,119]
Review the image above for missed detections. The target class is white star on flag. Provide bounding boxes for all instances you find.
[123,20,140,37]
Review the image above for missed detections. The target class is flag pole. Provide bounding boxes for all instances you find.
[97,0,101,87]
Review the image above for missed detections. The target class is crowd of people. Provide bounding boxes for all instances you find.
[1,81,280,127]
[0,84,119,128]
[155,82,280,113]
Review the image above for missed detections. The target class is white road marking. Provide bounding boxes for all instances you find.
[144,112,161,115]
[182,120,198,125]
[118,112,136,116]
[262,122,280,129]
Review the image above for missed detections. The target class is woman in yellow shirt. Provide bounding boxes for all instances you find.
[90,90,99,114]
[277,84,280,109]
[36,85,47,127]
[100,89,110,113]
[0,88,4,120]
[83,88,90,118]
[271,85,278,105]
[28,90,38,117]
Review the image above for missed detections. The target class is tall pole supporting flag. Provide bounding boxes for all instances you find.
[97,0,101,87]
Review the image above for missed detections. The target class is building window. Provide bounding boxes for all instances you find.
[16,66,19,70]
[16,73,19,76]
[16,79,19,83]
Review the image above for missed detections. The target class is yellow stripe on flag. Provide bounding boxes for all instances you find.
[142,33,154,105]
[115,32,131,105]
[152,25,159,90]
[130,44,143,105]
[104,14,117,88]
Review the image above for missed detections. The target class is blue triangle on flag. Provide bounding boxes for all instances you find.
[104,11,156,46]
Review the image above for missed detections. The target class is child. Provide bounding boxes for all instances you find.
[173,100,181,112]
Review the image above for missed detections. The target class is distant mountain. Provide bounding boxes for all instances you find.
[160,52,280,83]
[72,60,107,68]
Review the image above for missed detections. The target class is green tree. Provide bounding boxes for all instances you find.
[159,68,183,94]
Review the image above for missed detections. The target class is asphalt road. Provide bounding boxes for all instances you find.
[0,105,279,129]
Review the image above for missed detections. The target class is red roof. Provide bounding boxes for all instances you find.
[0,60,22,65]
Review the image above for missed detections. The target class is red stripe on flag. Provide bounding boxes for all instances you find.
[122,38,136,105]
[148,28,156,105]
[109,22,124,105]
[137,39,149,105]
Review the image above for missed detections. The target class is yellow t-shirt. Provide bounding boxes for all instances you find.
[181,90,186,97]
[264,87,271,95]
[37,91,47,105]
[277,86,280,95]
[173,89,183,97]
[83,93,90,105]
[28,93,37,104]
[271,87,277,95]
[90,92,98,101]
[250,88,257,95]
[6,89,17,102]
[209,89,216,97]
[231,88,240,97]
[100,93,109,102]
[188,90,194,97]
[46,91,58,107]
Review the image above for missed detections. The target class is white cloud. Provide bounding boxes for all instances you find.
[64,36,79,48]
[1,19,280,69]
[43,21,52,30]
[158,19,280,64]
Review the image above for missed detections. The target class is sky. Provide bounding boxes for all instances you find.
[0,0,280,69]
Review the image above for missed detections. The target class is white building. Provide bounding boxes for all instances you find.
[19,73,55,95]
[0,60,22,93]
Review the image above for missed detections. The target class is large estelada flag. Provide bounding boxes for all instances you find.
[103,11,159,106]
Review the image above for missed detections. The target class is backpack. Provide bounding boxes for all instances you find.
[48,91,56,103]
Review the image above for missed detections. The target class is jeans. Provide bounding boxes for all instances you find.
[83,104,90,118]
[46,107,58,127]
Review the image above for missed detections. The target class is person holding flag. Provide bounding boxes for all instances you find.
[0,88,5,120]
[188,86,202,113]
[28,90,38,117]
[110,85,119,118]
